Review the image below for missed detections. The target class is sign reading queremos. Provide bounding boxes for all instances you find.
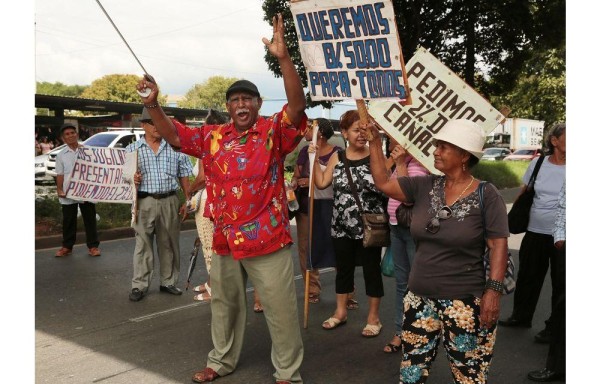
[65,147,137,203]
[369,47,505,174]
[290,0,410,102]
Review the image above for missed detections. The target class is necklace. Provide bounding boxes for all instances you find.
[445,175,475,206]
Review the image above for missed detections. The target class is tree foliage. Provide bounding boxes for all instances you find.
[491,45,565,128]
[36,81,87,97]
[79,74,167,104]
[261,0,565,125]
[179,76,239,111]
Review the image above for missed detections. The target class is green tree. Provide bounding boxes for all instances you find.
[80,74,167,104]
[179,76,239,111]
[36,81,88,97]
[491,45,565,128]
[261,0,564,107]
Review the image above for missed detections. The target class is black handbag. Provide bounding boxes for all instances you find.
[507,155,545,234]
[341,151,390,248]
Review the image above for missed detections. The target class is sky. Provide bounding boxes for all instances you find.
[33,0,355,119]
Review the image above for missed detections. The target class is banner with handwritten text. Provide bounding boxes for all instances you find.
[66,147,137,203]
[290,0,409,102]
[369,47,505,174]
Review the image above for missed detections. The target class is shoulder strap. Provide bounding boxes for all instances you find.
[526,155,545,191]
[340,151,364,214]
[478,181,488,239]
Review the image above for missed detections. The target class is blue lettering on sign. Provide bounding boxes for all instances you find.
[296,14,312,41]
[317,10,333,40]
[356,70,405,98]
[339,8,354,38]
[328,9,344,39]
[341,39,391,69]
[322,42,343,69]
[309,71,351,98]
[296,2,390,41]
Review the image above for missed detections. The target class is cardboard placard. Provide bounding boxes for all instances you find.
[290,0,410,102]
[369,47,505,174]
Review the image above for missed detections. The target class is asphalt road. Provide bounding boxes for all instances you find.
[34,198,560,383]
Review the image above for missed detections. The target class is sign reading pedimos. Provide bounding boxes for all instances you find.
[65,147,137,203]
[369,47,505,174]
[290,0,410,102]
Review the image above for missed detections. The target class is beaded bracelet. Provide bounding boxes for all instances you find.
[144,102,159,109]
[485,279,503,293]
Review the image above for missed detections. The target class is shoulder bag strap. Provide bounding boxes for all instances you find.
[526,154,545,191]
[478,181,488,239]
[340,150,365,215]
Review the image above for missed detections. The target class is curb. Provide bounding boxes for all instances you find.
[35,188,521,250]
[35,219,198,251]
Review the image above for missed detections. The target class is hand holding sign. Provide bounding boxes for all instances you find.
[137,74,159,103]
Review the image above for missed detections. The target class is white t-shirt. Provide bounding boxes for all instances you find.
[523,156,566,235]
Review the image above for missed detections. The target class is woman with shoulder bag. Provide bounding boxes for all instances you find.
[498,123,566,344]
[383,139,429,354]
[365,119,509,383]
[311,110,388,337]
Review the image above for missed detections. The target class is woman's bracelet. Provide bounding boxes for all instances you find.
[485,279,503,294]
[144,102,159,109]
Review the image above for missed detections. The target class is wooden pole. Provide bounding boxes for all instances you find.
[356,99,374,140]
[303,120,319,328]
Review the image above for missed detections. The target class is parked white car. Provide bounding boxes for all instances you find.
[45,129,144,178]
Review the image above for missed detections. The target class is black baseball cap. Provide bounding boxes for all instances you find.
[226,80,260,100]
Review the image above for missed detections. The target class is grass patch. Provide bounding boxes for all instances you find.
[472,160,529,189]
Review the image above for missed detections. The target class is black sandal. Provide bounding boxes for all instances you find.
[383,343,400,353]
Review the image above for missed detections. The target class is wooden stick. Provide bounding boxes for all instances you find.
[303,120,319,328]
[356,99,373,140]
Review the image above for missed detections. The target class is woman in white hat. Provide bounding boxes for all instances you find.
[364,119,509,384]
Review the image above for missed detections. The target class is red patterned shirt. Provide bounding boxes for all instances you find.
[174,105,307,259]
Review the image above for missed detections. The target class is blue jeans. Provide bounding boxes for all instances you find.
[389,224,416,335]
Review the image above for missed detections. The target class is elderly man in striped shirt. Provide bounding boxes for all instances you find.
[126,107,193,302]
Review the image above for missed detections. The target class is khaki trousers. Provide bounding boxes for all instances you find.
[131,194,180,290]
[206,247,303,383]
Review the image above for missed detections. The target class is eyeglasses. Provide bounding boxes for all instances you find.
[227,96,256,105]
[425,206,453,234]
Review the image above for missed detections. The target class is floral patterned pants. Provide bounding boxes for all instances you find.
[399,291,497,384]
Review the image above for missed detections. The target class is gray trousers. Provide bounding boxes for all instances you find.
[131,194,181,291]
[206,247,304,383]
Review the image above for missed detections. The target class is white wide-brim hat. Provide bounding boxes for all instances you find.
[432,119,485,159]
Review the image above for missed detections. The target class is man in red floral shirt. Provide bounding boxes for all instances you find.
[136,14,307,384]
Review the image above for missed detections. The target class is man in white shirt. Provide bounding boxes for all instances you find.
[55,123,101,257]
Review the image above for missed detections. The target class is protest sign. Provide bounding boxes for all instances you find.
[290,0,410,103]
[66,147,137,203]
[369,47,505,174]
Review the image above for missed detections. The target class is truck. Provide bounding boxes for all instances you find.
[486,118,545,151]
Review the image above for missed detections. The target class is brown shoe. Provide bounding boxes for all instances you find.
[55,247,72,257]
[191,367,219,383]
[88,247,101,257]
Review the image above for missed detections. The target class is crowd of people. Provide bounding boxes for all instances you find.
[47,13,566,384]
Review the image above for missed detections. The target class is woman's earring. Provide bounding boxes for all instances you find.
[462,163,466,172]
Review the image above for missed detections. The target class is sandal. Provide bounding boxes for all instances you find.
[193,283,211,301]
[362,322,382,337]
[308,294,320,304]
[346,298,359,310]
[192,367,220,383]
[322,316,347,330]
[194,282,208,293]
[383,334,402,353]
[253,302,264,313]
